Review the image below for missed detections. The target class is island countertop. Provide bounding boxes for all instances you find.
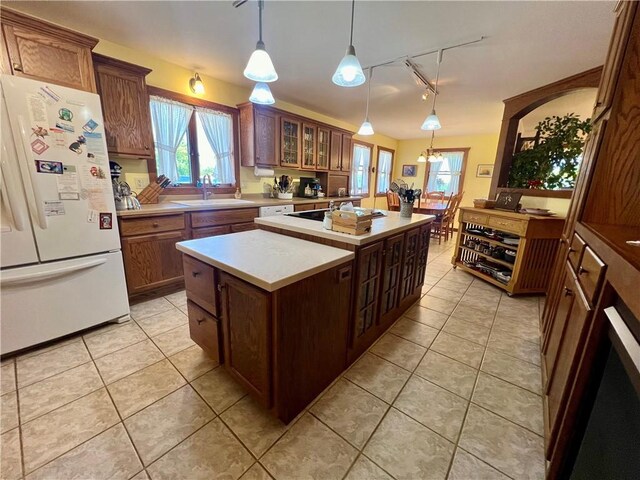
[255,210,435,246]
[175,230,355,292]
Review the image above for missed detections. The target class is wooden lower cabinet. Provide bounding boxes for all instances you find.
[398,227,421,311]
[378,233,405,327]
[120,230,186,296]
[219,271,272,408]
[186,300,221,363]
[192,225,231,239]
[542,262,592,455]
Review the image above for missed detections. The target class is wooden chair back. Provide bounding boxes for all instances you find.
[386,191,400,211]
[426,191,445,201]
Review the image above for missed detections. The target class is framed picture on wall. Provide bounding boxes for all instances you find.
[402,164,417,177]
[476,164,494,178]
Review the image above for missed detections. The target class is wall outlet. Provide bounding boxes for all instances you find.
[122,173,150,193]
[134,178,146,189]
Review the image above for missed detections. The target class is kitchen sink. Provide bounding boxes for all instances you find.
[171,199,255,206]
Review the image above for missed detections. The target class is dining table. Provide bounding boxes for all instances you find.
[415,199,449,216]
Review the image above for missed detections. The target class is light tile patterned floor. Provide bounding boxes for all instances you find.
[0,238,546,480]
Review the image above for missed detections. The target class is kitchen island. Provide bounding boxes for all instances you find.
[176,211,434,422]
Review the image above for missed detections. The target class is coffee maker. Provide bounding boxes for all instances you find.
[299,177,321,198]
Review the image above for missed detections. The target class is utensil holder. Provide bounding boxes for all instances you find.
[277,192,293,200]
[400,200,414,218]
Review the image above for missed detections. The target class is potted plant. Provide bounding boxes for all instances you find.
[508,113,592,190]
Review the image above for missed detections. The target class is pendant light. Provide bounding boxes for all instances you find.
[249,82,275,105]
[357,67,374,135]
[421,50,443,130]
[332,0,365,87]
[244,0,278,83]
[417,131,443,163]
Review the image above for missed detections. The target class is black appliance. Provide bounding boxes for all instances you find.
[298,177,321,198]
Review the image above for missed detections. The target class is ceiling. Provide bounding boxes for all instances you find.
[6,1,615,140]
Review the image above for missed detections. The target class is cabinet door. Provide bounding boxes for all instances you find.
[543,265,592,455]
[317,128,330,171]
[301,123,317,170]
[351,241,384,352]
[94,59,153,158]
[330,130,343,171]
[121,230,186,295]
[255,109,278,167]
[2,23,96,92]
[379,233,405,327]
[220,272,272,407]
[398,228,420,310]
[280,117,301,168]
[341,134,353,172]
[413,224,431,291]
[191,225,231,239]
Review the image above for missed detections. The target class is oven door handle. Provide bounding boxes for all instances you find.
[604,306,640,379]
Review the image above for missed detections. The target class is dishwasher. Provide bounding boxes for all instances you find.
[259,204,294,217]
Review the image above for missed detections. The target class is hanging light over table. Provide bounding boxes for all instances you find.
[417,131,443,163]
[332,0,365,87]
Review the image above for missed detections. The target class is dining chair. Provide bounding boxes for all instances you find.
[426,191,445,201]
[386,191,400,211]
[448,192,464,238]
[430,193,454,244]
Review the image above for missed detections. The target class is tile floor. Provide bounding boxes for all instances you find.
[0,238,547,480]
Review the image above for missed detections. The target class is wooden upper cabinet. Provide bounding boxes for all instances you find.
[1,8,98,92]
[317,127,330,171]
[93,54,154,158]
[593,0,638,120]
[301,123,317,170]
[280,117,301,168]
[239,103,278,167]
[330,130,343,171]
[341,134,352,172]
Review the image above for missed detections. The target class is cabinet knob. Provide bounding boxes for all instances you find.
[217,284,224,292]
[563,287,573,296]
[196,318,205,325]
[12,63,22,72]
[192,271,200,277]
[152,222,159,227]
[578,266,588,275]
[144,145,150,150]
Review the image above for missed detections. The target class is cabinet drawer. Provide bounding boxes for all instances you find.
[231,222,257,233]
[187,300,221,363]
[294,203,315,212]
[119,214,185,236]
[183,255,217,316]
[192,225,231,239]
[191,208,259,227]
[577,247,606,304]
[314,202,329,210]
[567,233,586,271]
[488,216,526,235]
[462,211,489,225]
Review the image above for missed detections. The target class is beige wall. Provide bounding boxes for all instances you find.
[93,40,397,203]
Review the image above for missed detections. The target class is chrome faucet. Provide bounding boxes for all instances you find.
[202,174,213,200]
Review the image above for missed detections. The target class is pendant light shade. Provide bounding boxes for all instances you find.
[249,82,275,105]
[421,110,441,131]
[417,154,427,163]
[358,119,374,135]
[244,0,278,83]
[244,41,278,82]
[333,45,366,87]
[427,153,439,163]
[333,0,365,87]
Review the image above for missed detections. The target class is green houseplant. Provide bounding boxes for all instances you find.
[508,113,592,189]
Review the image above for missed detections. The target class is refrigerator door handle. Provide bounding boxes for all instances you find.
[1,257,107,286]
[0,141,29,232]
[16,115,48,230]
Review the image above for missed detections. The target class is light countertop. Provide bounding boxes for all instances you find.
[255,210,435,246]
[116,195,363,217]
[176,230,355,292]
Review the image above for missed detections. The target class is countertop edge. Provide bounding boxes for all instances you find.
[255,214,435,246]
[176,243,355,292]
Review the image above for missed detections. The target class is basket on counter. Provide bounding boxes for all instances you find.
[331,209,374,235]
[473,199,496,209]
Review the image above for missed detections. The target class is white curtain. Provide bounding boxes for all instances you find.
[350,144,371,195]
[376,150,393,193]
[149,96,193,182]
[196,107,236,184]
[426,151,464,194]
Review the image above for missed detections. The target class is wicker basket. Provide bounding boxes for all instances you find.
[473,199,496,209]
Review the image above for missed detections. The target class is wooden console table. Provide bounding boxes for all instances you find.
[452,207,564,295]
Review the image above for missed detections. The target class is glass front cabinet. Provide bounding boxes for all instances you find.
[280,117,301,168]
[316,127,330,171]
[301,123,317,170]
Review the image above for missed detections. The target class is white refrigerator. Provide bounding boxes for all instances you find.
[0,74,129,355]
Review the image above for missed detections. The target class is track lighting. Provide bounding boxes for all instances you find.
[244,0,278,83]
[357,67,374,135]
[332,0,365,87]
[421,50,443,131]
[249,82,275,105]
